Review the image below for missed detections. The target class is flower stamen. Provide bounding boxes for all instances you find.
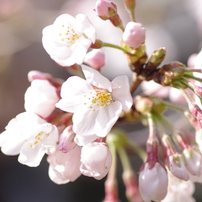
[58,25,82,47]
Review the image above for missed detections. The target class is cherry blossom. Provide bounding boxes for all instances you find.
[0,112,58,167]
[42,14,96,66]
[56,65,133,145]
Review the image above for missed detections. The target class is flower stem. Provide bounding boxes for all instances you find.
[184,74,202,83]
[152,111,175,134]
[118,147,132,171]
[108,141,117,180]
[102,42,128,53]
[130,73,142,93]
[162,101,186,113]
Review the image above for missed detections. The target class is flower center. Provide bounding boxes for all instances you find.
[28,132,47,148]
[91,91,113,107]
[58,25,82,47]
[84,90,114,110]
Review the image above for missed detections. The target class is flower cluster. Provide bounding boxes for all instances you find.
[1,0,202,202]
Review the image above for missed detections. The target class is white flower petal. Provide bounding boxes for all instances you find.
[82,65,112,91]
[74,134,98,146]
[111,75,133,111]
[56,76,92,113]
[0,131,24,155]
[48,146,81,184]
[72,108,99,136]
[76,14,96,43]
[95,101,122,137]
[18,143,45,167]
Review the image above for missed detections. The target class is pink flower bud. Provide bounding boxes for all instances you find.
[139,162,168,202]
[28,71,52,82]
[84,49,105,71]
[59,125,76,153]
[183,148,202,176]
[167,154,189,181]
[80,142,112,180]
[95,0,117,20]
[122,22,146,49]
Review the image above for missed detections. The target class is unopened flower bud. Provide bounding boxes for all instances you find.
[24,80,60,119]
[183,148,202,176]
[59,125,76,153]
[139,162,168,202]
[135,96,153,115]
[194,85,202,97]
[84,49,105,71]
[80,142,112,180]
[167,154,189,181]
[143,48,166,78]
[28,71,52,82]
[122,22,146,49]
[95,0,117,20]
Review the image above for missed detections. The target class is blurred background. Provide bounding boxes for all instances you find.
[0,0,202,201]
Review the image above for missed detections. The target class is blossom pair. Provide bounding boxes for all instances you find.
[0,73,61,167]
[48,130,112,184]
[42,10,146,67]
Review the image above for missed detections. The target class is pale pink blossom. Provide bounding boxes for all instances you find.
[139,162,168,202]
[0,112,58,167]
[95,0,117,20]
[42,14,96,66]
[122,22,146,49]
[59,125,76,153]
[56,65,133,145]
[24,79,60,119]
[162,170,195,202]
[47,145,81,184]
[80,142,112,180]
[84,49,105,70]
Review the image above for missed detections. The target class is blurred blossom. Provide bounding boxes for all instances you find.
[141,80,185,103]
